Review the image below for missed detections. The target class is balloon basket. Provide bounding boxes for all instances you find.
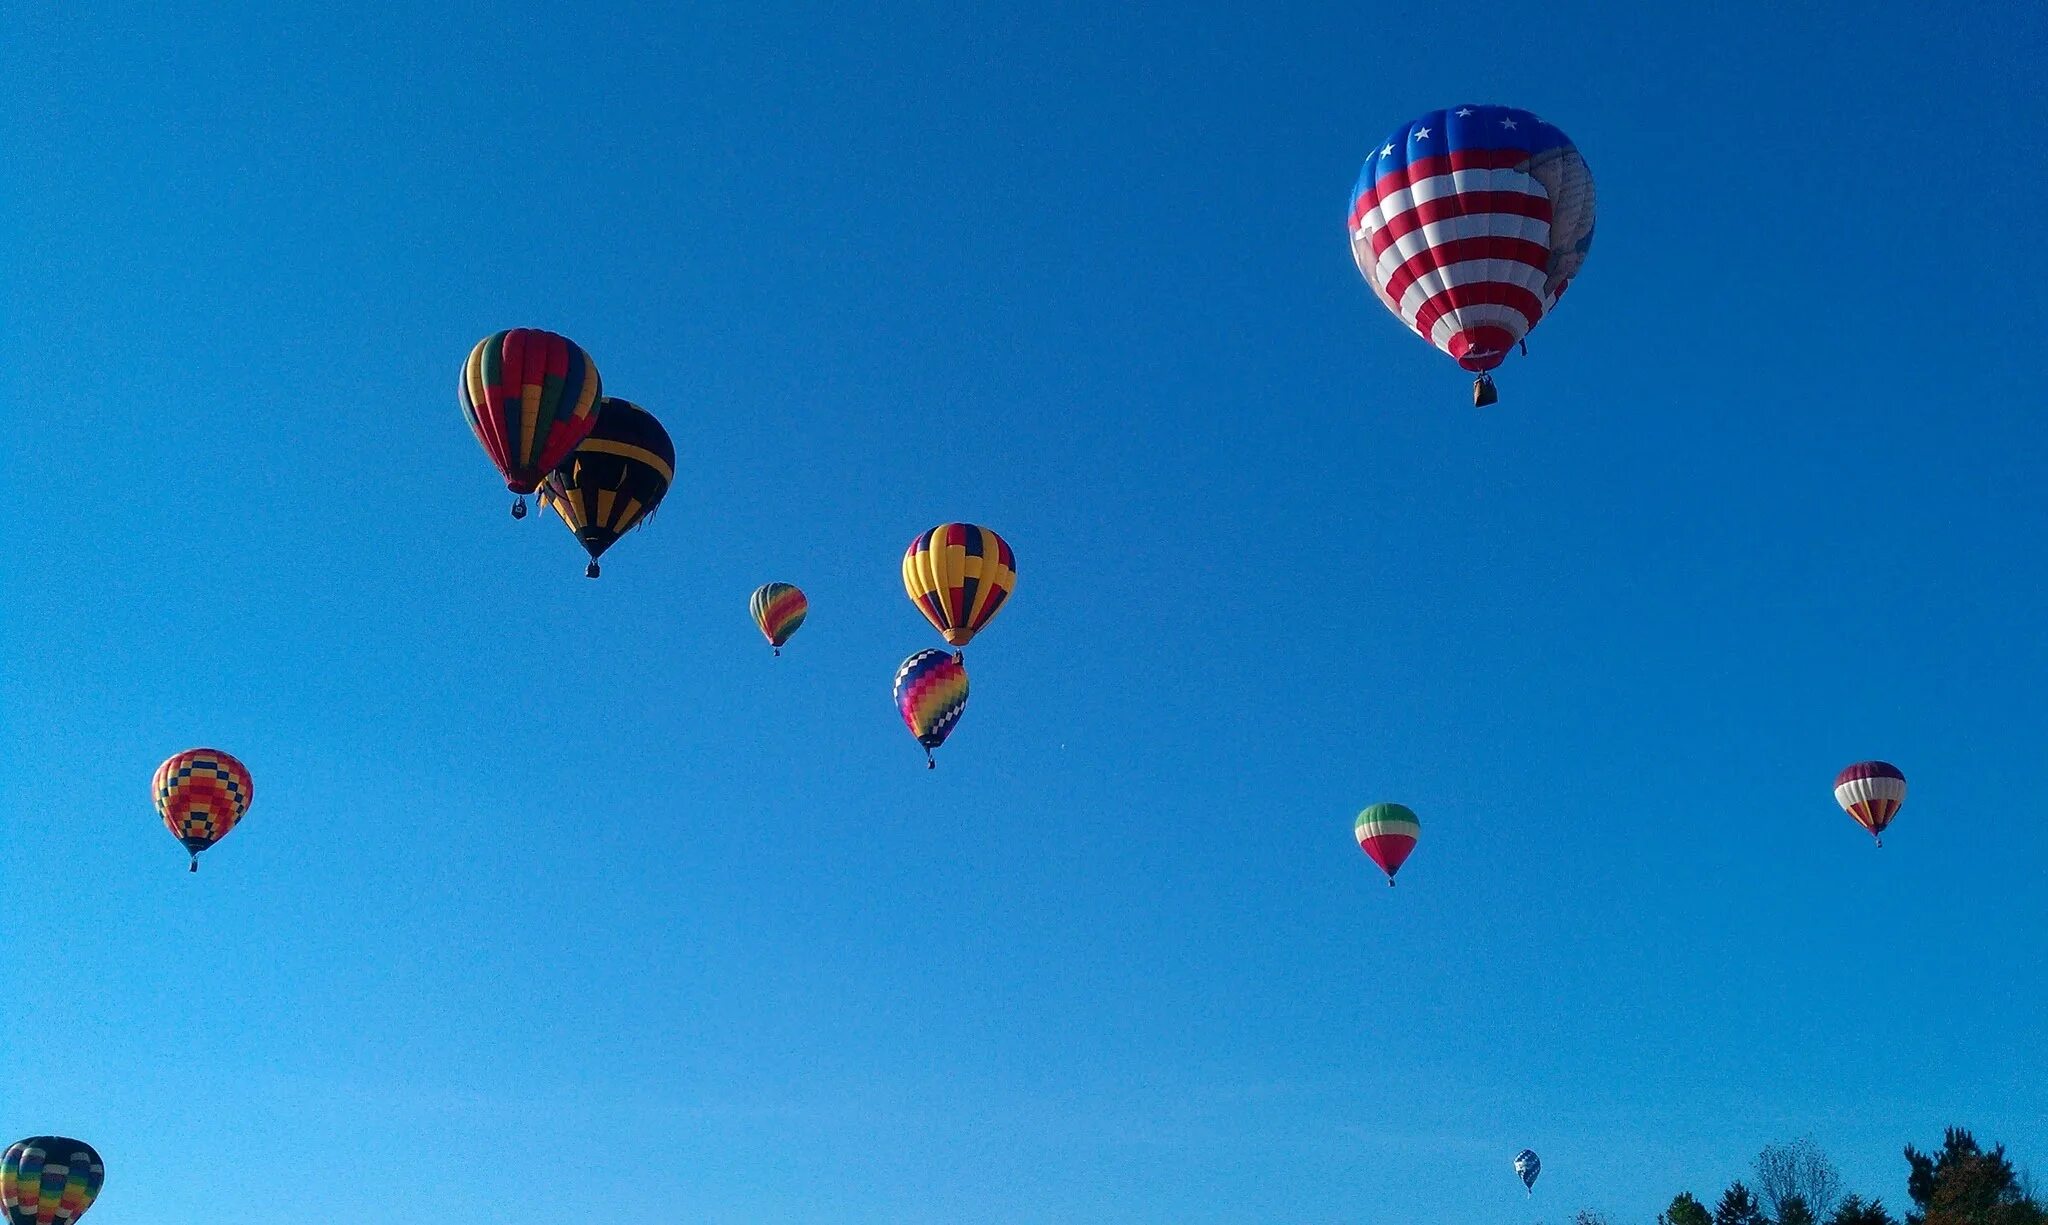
[1472,375,1498,408]
[511,496,528,520]
[585,562,600,578]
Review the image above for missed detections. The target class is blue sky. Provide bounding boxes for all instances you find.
[4,2,2045,1221]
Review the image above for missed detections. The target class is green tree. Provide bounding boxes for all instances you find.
[1781,1196,1820,1225]
[1905,1128,2048,1225]
[1660,1192,1712,1225]
[1832,1196,1898,1225]
[1717,1182,1769,1225]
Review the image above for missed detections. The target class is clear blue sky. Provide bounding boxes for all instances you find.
[4,3,2045,1221]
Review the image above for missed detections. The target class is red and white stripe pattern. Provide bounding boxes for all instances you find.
[1349,105,1591,374]
[1834,760,1906,844]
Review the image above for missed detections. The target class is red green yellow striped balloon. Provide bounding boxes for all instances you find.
[1354,802,1420,886]
[749,583,808,655]
[458,328,602,514]
[2,1136,104,1225]
[153,748,253,872]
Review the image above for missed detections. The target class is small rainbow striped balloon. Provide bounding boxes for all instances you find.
[2,1136,104,1225]
[153,748,253,872]
[1354,803,1420,886]
[749,583,808,655]
[1835,760,1905,847]
[894,649,968,768]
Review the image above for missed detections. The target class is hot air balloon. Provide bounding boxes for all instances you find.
[3,1136,104,1225]
[1513,1149,1540,1195]
[903,524,1016,652]
[895,648,967,768]
[1348,105,1595,407]
[1354,803,1419,886]
[750,583,808,655]
[153,748,252,872]
[538,398,675,577]
[459,328,603,518]
[1835,761,1905,847]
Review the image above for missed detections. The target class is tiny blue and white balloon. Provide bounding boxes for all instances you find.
[1513,1148,1541,1194]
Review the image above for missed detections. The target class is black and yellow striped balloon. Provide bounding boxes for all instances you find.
[539,398,675,577]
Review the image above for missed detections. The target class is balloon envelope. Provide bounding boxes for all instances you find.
[750,583,808,651]
[1514,1148,1540,1191]
[459,328,602,495]
[539,397,675,574]
[153,748,252,868]
[1835,760,1905,843]
[902,524,1016,648]
[1354,802,1420,884]
[1349,105,1594,382]
[894,648,968,763]
[3,1136,104,1225]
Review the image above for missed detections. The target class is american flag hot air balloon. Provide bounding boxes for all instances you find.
[1349,105,1595,407]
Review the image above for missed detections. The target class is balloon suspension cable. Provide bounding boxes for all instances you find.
[511,496,528,520]
[586,561,600,579]
[1473,374,1499,408]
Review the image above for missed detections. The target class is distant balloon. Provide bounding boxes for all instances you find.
[1349,105,1595,407]
[749,583,808,655]
[1354,802,1420,886]
[539,397,675,577]
[1513,1148,1540,1194]
[1835,760,1905,847]
[3,1136,104,1225]
[894,648,967,768]
[902,524,1016,650]
[459,328,603,518]
[153,748,252,872]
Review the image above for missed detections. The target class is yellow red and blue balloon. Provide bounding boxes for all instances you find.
[902,523,1016,649]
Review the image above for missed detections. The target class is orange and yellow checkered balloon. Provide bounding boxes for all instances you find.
[153,748,252,872]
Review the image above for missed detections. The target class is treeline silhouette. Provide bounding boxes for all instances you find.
[1554,1129,2044,1225]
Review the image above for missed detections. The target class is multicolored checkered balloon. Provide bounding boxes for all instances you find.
[153,748,253,872]
[894,649,968,768]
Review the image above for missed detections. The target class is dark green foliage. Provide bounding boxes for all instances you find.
[1832,1196,1898,1225]
[1903,1128,2047,1225]
[1716,1182,1769,1225]
[1781,1196,1820,1225]
[1660,1192,1712,1225]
